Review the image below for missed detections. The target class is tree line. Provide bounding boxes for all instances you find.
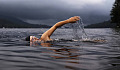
[110,0,120,28]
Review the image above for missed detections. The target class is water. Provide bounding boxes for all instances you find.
[72,18,87,40]
[71,17,94,42]
[77,18,88,39]
[0,28,120,70]
[72,18,101,42]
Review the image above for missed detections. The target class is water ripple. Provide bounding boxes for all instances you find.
[0,28,120,70]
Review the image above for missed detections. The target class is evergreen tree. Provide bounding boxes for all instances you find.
[110,0,120,27]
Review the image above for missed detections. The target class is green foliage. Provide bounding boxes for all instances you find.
[110,0,120,27]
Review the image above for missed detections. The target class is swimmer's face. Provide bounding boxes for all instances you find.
[30,36,39,42]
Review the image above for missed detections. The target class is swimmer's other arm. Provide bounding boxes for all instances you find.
[40,16,80,41]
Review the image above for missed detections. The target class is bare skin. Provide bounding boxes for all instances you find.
[30,16,80,42]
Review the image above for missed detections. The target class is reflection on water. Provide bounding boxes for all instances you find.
[30,42,81,70]
[0,28,120,70]
[33,42,79,59]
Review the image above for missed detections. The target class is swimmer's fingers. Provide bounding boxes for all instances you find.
[75,16,80,21]
[68,16,80,23]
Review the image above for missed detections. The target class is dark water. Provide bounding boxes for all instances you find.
[0,28,120,70]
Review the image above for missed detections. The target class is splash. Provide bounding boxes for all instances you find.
[72,17,107,42]
[72,17,90,41]
[77,17,89,40]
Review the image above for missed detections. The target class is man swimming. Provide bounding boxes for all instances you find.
[25,16,80,42]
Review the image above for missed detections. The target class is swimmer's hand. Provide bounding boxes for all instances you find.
[67,16,80,23]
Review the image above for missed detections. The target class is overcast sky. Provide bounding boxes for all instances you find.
[0,0,115,25]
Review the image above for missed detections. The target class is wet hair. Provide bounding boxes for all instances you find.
[25,36,30,41]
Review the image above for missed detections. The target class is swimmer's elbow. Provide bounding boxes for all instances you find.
[54,25,58,28]
[54,23,60,28]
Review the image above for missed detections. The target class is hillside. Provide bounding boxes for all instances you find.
[85,21,116,28]
[0,15,51,28]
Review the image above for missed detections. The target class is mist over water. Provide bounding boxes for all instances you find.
[0,28,120,70]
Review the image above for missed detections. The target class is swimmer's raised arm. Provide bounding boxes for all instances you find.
[40,16,80,41]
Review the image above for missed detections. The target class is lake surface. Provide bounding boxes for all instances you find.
[0,28,120,70]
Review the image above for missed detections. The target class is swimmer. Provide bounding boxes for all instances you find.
[25,16,80,42]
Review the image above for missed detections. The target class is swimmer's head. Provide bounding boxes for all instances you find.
[25,36,39,41]
[25,36,30,41]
